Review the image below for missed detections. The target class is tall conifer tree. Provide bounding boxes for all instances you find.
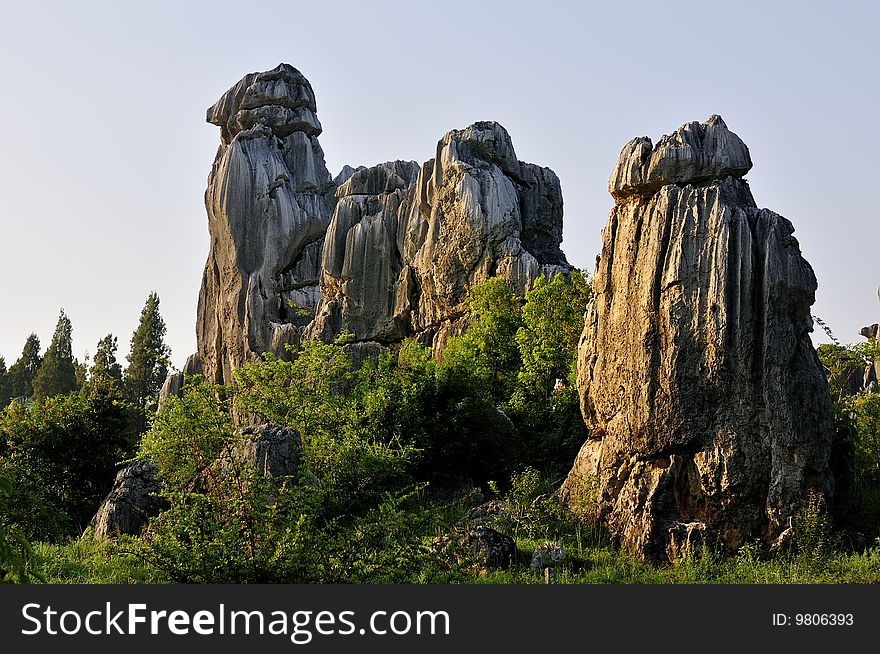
[8,334,42,399]
[0,357,12,408]
[125,292,171,429]
[33,309,78,400]
[91,334,123,384]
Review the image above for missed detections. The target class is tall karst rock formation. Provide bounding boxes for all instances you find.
[193,66,570,385]
[197,64,335,385]
[561,115,844,561]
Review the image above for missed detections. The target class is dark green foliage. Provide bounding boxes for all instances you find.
[7,333,42,399]
[91,334,123,384]
[0,358,12,409]
[0,473,42,583]
[513,271,591,404]
[125,292,171,432]
[450,277,524,402]
[32,309,78,401]
[508,271,591,470]
[0,384,132,537]
[851,393,880,485]
[356,339,522,484]
[234,336,357,434]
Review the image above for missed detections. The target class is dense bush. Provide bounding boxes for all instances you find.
[0,473,41,583]
[133,371,450,583]
[0,382,132,539]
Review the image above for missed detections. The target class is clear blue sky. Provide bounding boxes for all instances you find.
[0,0,877,369]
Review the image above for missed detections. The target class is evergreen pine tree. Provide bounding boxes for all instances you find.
[0,357,12,408]
[125,292,171,429]
[8,334,42,399]
[33,309,78,400]
[91,334,123,384]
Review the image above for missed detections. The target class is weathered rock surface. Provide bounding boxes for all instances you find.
[529,541,566,572]
[194,67,572,385]
[233,423,302,481]
[561,115,842,561]
[157,353,202,410]
[433,526,517,571]
[859,296,880,387]
[402,121,571,343]
[308,161,420,342]
[90,461,163,540]
[197,64,336,384]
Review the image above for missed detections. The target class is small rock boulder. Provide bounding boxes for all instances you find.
[230,423,302,482]
[463,526,517,570]
[529,541,566,573]
[462,500,509,528]
[434,526,517,571]
[90,461,164,540]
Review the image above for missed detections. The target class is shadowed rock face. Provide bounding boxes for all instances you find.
[308,161,421,343]
[197,64,336,384]
[561,116,841,561]
[90,461,164,540]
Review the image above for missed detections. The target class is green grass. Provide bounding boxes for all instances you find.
[477,537,880,584]
[32,532,166,584]
[28,533,880,584]
[23,492,880,585]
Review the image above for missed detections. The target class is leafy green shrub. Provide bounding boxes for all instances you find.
[234,336,357,433]
[852,393,880,485]
[356,339,521,485]
[493,467,575,542]
[508,271,591,473]
[0,383,131,538]
[0,473,41,583]
[134,375,439,582]
[793,491,834,569]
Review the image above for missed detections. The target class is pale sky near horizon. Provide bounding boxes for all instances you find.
[0,0,877,370]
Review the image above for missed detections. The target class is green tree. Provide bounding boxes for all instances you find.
[137,377,431,583]
[0,473,41,583]
[7,334,42,399]
[444,277,524,403]
[513,270,591,405]
[125,292,171,431]
[508,270,591,472]
[32,309,78,401]
[852,393,880,485]
[91,334,123,384]
[0,358,12,409]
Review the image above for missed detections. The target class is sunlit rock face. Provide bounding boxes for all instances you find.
[561,116,845,562]
[197,64,336,384]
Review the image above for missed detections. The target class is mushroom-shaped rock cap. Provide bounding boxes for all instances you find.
[609,115,752,201]
[207,63,321,143]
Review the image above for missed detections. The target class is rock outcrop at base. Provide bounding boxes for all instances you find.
[90,461,164,539]
[561,116,843,561]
